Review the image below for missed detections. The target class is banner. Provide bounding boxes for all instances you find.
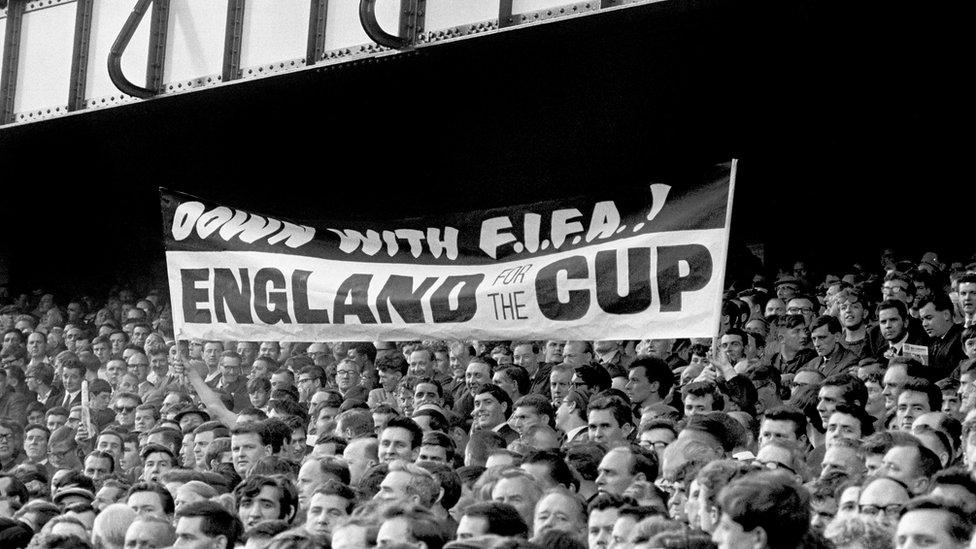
[162,162,736,341]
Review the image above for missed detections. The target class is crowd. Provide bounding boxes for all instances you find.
[1,249,976,549]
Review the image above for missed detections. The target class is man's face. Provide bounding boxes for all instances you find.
[412,382,441,409]
[143,451,174,483]
[879,307,907,342]
[810,497,837,535]
[839,297,867,328]
[416,444,447,463]
[562,341,590,366]
[110,333,128,354]
[407,351,432,377]
[882,279,912,305]
[129,491,167,518]
[219,356,242,384]
[232,432,269,476]
[24,428,48,460]
[596,449,636,496]
[919,302,953,339]
[202,343,221,368]
[107,360,127,385]
[684,394,714,416]
[811,326,838,357]
[62,367,83,392]
[719,334,745,363]
[884,366,908,410]
[84,455,113,480]
[47,413,67,432]
[790,370,822,397]
[491,477,536,526]
[258,341,279,360]
[825,412,861,447]
[544,340,565,363]
[960,283,976,317]
[128,355,151,382]
[26,332,45,357]
[378,368,402,392]
[858,478,911,531]
[624,366,655,406]
[533,492,582,538]
[472,392,507,430]
[821,446,861,478]
[549,369,573,404]
[335,362,360,392]
[896,510,963,549]
[465,362,491,396]
[305,492,349,539]
[192,430,215,469]
[787,298,816,324]
[512,344,538,371]
[816,385,846,425]
[0,426,16,461]
[238,484,283,528]
[174,516,222,549]
[897,390,931,432]
[115,397,139,427]
[588,409,628,446]
[509,405,545,436]
[588,507,620,549]
[378,426,417,463]
[758,419,799,447]
[373,471,415,504]
[882,446,923,488]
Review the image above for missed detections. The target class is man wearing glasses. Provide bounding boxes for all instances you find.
[334,358,368,404]
[858,475,911,533]
[206,351,249,411]
[0,421,26,472]
[786,295,818,326]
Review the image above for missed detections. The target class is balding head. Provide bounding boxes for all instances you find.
[92,503,137,549]
[123,515,176,549]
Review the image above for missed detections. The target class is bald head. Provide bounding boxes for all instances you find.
[124,515,176,549]
[93,503,137,549]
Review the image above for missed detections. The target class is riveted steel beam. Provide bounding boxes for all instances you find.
[1,0,25,124]
[306,0,328,65]
[145,0,170,94]
[359,0,424,50]
[68,0,95,111]
[222,0,245,81]
[498,0,514,29]
[399,0,424,42]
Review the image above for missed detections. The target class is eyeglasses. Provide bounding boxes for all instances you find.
[0,433,13,442]
[114,405,136,413]
[336,370,357,376]
[859,504,903,518]
[882,285,907,294]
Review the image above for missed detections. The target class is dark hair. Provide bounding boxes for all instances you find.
[417,461,462,510]
[629,356,674,398]
[376,353,408,376]
[899,496,974,544]
[876,298,909,323]
[475,384,514,419]
[127,481,176,516]
[900,379,943,412]
[233,475,298,523]
[587,395,634,429]
[681,381,725,411]
[573,363,611,393]
[307,456,351,485]
[0,474,29,509]
[830,403,876,437]
[461,501,529,538]
[522,449,578,491]
[810,315,842,334]
[465,430,506,466]
[499,366,531,396]
[382,416,424,449]
[932,467,976,501]
[612,444,659,483]
[175,500,244,547]
[918,293,955,313]
[821,373,868,409]
[717,472,809,549]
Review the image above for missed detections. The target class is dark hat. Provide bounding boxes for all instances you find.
[52,487,95,504]
[174,406,210,423]
[774,275,800,288]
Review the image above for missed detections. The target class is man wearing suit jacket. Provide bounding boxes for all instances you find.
[57,361,86,410]
[804,315,861,378]
[919,293,966,380]
[25,364,62,410]
[874,299,929,363]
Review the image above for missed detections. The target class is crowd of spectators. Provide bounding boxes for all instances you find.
[0,248,975,549]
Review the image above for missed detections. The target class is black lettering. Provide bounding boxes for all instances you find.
[595,248,652,314]
[181,269,212,323]
[292,270,330,323]
[657,244,712,312]
[333,274,377,324]
[254,268,292,324]
[375,275,438,324]
[212,268,253,323]
[430,275,483,323]
[535,256,590,321]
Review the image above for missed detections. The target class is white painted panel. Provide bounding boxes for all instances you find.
[0,18,7,66]
[239,0,309,69]
[165,0,227,84]
[425,0,498,32]
[15,3,75,114]
[513,0,579,13]
[87,0,152,102]
[324,0,400,52]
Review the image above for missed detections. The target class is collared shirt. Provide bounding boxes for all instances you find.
[564,424,588,443]
[36,387,51,404]
[62,390,80,408]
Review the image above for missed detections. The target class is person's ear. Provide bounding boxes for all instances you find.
[752,526,768,549]
[213,534,229,549]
